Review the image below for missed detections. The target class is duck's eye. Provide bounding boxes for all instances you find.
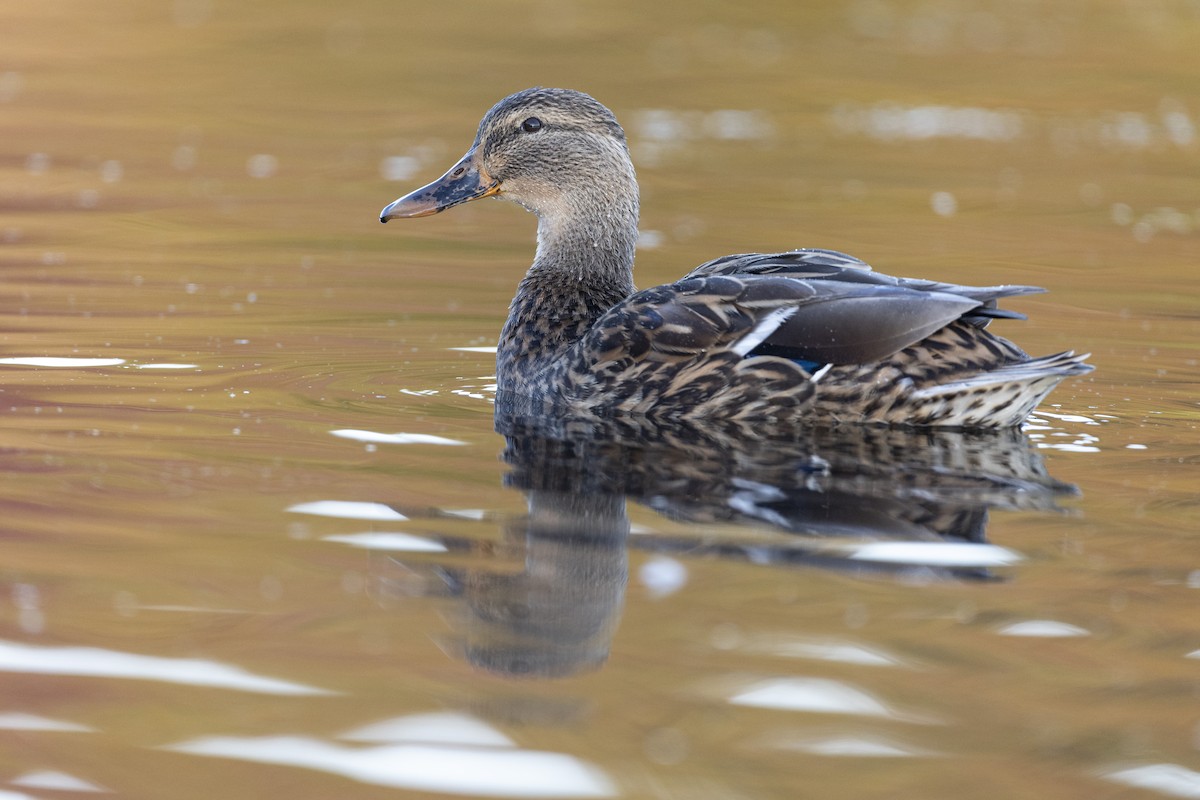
[521,117,543,133]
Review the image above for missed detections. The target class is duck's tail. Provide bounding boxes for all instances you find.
[910,351,1093,428]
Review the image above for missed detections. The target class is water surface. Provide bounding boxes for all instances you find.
[2,1,1199,797]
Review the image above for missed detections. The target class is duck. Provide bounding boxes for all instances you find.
[380,87,1091,428]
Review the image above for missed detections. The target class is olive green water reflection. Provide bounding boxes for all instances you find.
[2,0,1199,797]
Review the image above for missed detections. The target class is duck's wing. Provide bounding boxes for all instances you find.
[687,248,876,276]
[580,269,1005,371]
[581,275,807,368]
[685,249,1046,328]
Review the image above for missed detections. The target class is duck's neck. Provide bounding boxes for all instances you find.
[498,181,639,391]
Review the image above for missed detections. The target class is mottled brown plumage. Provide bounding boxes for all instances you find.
[381,88,1092,428]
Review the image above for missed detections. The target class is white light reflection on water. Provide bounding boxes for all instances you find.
[0,71,23,103]
[132,363,200,370]
[165,736,616,798]
[774,734,939,758]
[1102,763,1200,799]
[737,635,906,667]
[637,229,665,249]
[0,712,93,732]
[630,108,774,166]
[341,712,514,746]
[246,154,278,178]
[633,109,774,143]
[0,357,125,368]
[1114,204,1200,242]
[997,620,1090,638]
[0,641,333,696]
[930,190,957,216]
[844,541,1022,568]
[130,604,251,615]
[1032,438,1101,454]
[329,429,466,446]
[11,770,108,793]
[379,155,420,181]
[830,103,1025,142]
[24,152,50,175]
[98,159,123,183]
[1025,410,1104,453]
[286,501,407,521]
[729,677,932,723]
[638,556,688,598]
[451,385,494,401]
[442,508,486,520]
[831,101,1198,154]
[0,789,37,800]
[1033,410,1102,425]
[322,532,447,553]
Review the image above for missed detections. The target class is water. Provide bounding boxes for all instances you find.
[3,0,1199,797]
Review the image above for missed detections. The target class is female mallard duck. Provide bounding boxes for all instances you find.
[380,88,1091,428]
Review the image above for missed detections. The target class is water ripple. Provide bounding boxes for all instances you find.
[0,640,332,696]
[165,735,616,798]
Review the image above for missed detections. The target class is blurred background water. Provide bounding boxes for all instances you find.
[2,0,1199,797]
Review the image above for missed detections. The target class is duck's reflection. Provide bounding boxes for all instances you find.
[435,489,629,679]
[380,411,1077,678]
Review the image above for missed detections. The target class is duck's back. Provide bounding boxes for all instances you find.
[497,249,1090,428]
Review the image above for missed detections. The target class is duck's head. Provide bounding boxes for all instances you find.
[380,88,636,224]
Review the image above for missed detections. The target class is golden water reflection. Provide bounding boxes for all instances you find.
[335,414,1079,681]
[4,0,1200,796]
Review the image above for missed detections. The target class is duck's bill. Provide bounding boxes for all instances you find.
[380,151,500,222]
